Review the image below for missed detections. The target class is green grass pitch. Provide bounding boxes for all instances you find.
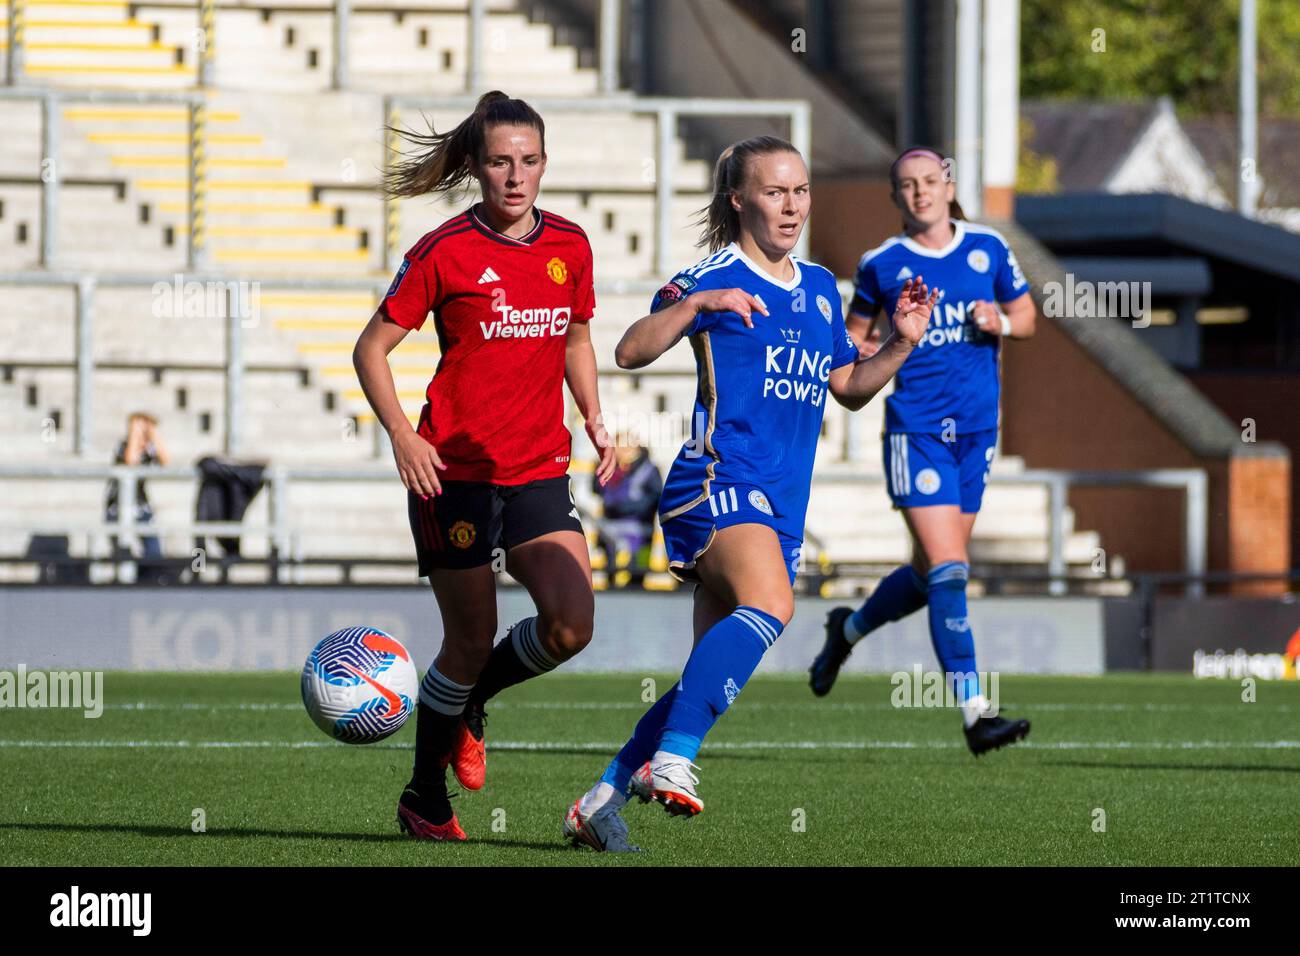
[2,672,1297,866]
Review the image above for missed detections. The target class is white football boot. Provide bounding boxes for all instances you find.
[628,761,654,803]
[648,753,704,817]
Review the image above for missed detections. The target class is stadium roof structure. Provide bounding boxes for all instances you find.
[1015,192,1300,288]
[1000,206,1292,461]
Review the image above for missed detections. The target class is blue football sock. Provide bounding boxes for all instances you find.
[845,565,927,642]
[926,561,980,703]
[600,684,679,792]
[658,606,784,762]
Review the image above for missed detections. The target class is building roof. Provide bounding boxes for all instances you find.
[1022,98,1300,212]
[1020,99,1167,191]
[1183,115,1300,209]
[1001,210,1289,460]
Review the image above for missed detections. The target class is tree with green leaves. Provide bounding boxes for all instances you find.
[1021,0,1300,118]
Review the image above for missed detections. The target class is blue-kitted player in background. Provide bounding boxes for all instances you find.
[809,146,1037,756]
[562,135,939,852]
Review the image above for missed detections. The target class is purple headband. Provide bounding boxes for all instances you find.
[890,147,946,179]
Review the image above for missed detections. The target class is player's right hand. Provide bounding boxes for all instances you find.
[892,276,939,347]
[392,427,447,497]
[687,288,769,328]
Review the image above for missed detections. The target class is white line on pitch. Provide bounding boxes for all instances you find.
[97,700,1294,713]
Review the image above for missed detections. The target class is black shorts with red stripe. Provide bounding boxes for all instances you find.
[407,476,584,575]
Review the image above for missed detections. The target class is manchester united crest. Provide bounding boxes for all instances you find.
[449,520,477,549]
[546,257,568,284]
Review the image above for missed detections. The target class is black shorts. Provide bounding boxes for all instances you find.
[407,475,584,575]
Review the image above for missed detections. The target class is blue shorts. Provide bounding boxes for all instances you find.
[882,429,997,513]
[661,483,802,585]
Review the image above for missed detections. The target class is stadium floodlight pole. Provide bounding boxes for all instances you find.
[466,0,485,93]
[953,0,982,218]
[790,100,811,261]
[74,278,94,456]
[333,0,350,90]
[1238,0,1259,218]
[598,0,620,94]
[39,90,59,268]
[6,0,25,85]
[198,0,215,88]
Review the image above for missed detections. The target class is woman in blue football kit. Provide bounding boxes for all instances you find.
[562,136,939,851]
[808,146,1038,756]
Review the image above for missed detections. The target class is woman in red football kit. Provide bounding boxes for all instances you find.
[353,91,616,841]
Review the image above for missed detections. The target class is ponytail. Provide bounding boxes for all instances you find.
[694,135,801,252]
[382,90,545,199]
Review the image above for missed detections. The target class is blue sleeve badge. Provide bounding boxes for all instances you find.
[385,258,411,298]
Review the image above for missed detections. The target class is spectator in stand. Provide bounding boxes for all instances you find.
[105,411,170,565]
[593,435,662,587]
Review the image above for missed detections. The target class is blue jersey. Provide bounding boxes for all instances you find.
[653,243,860,540]
[853,220,1029,434]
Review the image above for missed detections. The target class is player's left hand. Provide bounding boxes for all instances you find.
[971,300,1004,336]
[891,276,940,346]
[587,416,618,486]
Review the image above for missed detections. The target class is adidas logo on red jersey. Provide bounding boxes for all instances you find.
[477,267,501,285]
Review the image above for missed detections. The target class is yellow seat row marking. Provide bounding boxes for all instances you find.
[18,20,156,30]
[356,412,420,425]
[202,225,361,238]
[216,248,371,262]
[157,202,327,214]
[113,155,286,168]
[22,41,171,52]
[65,109,239,121]
[298,342,438,355]
[259,293,376,307]
[28,1,133,7]
[345,388,425,401]
[90,132,261,144]
[135,179,310,190]
[275,319,367,330]
[26,63,193,74]
[321,364,432,377]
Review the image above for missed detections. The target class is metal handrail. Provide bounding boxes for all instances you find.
[813,467,1208,596]
[0,462,1209,594]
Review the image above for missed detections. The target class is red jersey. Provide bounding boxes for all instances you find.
[381,204,595,485]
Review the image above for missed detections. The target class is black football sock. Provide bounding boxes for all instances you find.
[467,616,560,706]
[410,664,473,790]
